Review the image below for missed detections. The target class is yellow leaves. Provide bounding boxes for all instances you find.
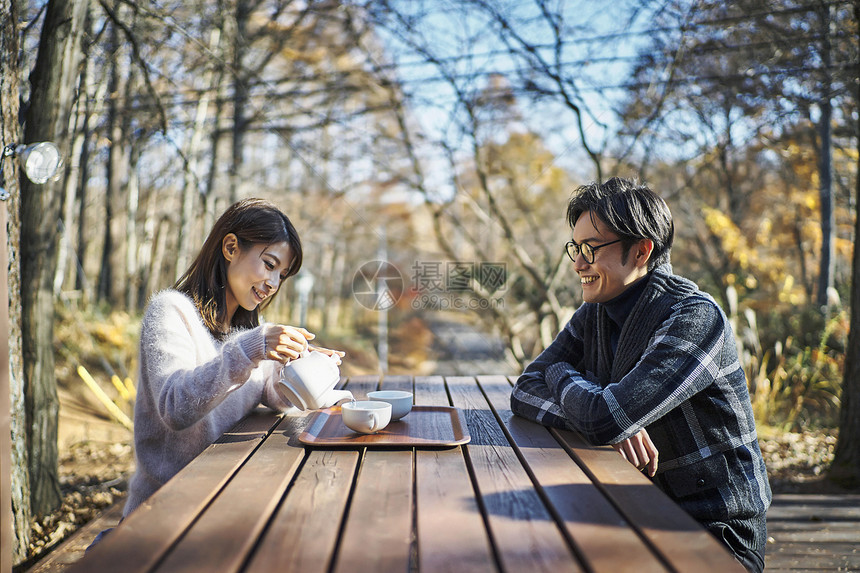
[778,275,804,305]
[836,236,853,260]
[55,305,140,399]
[91,311,136,352]
[703,206,756,271]
[758,218,773,243]
[703,204,809,307]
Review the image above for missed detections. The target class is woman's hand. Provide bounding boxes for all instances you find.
[308,344,346,365]
[612,428,659,477]
[263,325,314,363]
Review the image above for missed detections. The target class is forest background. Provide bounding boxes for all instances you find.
[1,0,859,568]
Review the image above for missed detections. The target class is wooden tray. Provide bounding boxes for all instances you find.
[298,405,470,447]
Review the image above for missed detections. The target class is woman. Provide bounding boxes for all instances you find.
[123,197,343,518]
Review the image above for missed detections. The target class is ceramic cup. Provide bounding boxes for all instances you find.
[342,401,392,434]
[277,350,353,411]
[366,390,413,421]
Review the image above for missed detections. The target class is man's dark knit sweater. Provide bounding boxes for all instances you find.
[511,264,771,555]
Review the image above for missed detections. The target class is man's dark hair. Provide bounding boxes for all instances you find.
[567,177,673,271]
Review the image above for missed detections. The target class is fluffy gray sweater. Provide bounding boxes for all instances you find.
[123,290,290,517]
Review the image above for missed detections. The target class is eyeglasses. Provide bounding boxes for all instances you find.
[565,239,622,264]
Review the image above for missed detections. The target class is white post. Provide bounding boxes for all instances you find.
[294,271,315,328]
[377,228,388,374]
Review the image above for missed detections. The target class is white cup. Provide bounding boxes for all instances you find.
[366,390,413,421]
[277,351,353,411]
[342,401,392,434]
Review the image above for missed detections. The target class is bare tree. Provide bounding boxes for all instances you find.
[829,0,860,488]
[359,0,636,365]
[1,0,32,562]
[621,0,856,308]
[20,0,89,518]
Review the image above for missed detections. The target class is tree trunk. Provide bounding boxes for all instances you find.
[125,145,140,310]
[816,3,835,311]
[20,0,88,518]
[831,155,860,487]
[1,0,32,563]
[76,20,107,303]
[229,0,251,206]
[137,190,157,300]
[829,0,860,488]
[55,69,87,297]
[97,6,131,307]
[176,28,221,280]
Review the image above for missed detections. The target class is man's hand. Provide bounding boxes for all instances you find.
[612,428,659,477]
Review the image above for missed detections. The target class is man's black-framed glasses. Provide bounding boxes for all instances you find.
[565,239,622,264]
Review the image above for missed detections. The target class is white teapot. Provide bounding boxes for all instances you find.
[277,350,353,410]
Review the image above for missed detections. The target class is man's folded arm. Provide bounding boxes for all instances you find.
[511,319,584,430]
[544,299,727,445]
[511,373,570,429]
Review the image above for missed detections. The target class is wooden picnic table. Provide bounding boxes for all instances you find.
[67,375,744,573]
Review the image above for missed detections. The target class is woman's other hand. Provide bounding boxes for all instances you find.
[263,325,314,363]
[308,344,346,365]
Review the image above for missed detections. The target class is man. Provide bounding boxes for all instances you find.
[510,177,771,573]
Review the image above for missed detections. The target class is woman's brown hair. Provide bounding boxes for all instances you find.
[174,198,302,338]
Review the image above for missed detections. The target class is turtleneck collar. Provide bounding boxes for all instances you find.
[601,273,650,329]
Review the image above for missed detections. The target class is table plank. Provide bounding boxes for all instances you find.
[344,374,382,400]
[333,449,414,573]
[477,375,667,573]
[414,376,450,409]
[446,376,584,573]
[414,376,496,573]
[550,422,745,572]
[379,374,414,393]
[65,409,283,573]
[150,412,310,573]
[503,376,745,572]
[244,449,360,573]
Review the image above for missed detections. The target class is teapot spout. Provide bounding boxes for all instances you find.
[324,389,354,408]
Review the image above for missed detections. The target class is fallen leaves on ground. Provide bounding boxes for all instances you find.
[759,427,840,493]
[22,441,134,565]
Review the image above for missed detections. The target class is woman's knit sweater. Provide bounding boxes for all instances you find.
[123,290,290,517]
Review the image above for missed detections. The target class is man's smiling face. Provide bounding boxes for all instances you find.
[571,211,649,303]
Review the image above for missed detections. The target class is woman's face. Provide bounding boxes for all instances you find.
[222,234,293,322]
